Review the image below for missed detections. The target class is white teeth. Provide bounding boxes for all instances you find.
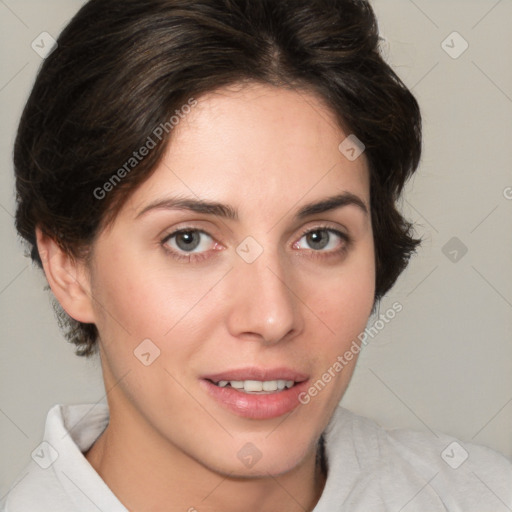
[262,381,278,391]
[245,380,263,392]
[214,379,296,393]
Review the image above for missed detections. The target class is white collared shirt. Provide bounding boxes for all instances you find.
[2,403,511,511]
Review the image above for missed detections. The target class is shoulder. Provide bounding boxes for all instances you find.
[1,464,72,512]
[320,406,512,511]
[1,403,120,512]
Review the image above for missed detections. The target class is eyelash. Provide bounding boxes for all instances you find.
[160,225,351,263]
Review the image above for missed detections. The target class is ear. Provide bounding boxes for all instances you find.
[35,227,96,324]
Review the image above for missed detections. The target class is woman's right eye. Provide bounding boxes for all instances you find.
[161,229,218,261]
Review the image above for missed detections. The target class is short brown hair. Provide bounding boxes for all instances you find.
[14,0,422,357]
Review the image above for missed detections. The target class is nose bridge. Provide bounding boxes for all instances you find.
[226,243,302,344]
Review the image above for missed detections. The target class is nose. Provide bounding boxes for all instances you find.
[225,248,304,345]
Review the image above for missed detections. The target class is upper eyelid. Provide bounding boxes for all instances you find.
[298,224,348,237]
[161,226,213,241]
[163,224,346,238]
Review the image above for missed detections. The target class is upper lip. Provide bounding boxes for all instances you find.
[202,367,309,383]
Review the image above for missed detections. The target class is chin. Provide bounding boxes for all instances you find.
[197,433,318,479]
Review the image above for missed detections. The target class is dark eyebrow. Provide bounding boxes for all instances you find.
[135,197,239,220]
[135,192,368,220]
[296,192,368,218]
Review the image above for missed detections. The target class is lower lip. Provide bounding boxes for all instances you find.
[200,379,309,420]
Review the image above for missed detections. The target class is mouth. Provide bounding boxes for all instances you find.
[200,367,309,419]
[207,378,298,394]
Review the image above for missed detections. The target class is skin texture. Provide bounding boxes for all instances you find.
[37,82,375,512]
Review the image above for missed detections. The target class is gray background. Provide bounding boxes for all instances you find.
[1,0,511,493]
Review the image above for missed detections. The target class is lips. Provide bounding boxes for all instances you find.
[200,367,310,420]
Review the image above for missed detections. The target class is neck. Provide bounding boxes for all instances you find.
[84,398,327,512]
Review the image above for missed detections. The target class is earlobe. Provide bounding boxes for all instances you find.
[35,227,96,324]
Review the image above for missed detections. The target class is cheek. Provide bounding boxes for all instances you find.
[296,244,375,407]
[305,244,375,340]
[89,249,223,344]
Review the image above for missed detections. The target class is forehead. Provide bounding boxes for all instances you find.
[124,82,370,220]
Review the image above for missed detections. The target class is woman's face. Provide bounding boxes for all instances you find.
[86,82,375,477]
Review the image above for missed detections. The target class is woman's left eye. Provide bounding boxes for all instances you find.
[294,227,348,252]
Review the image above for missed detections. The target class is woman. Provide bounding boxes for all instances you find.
[3,0,511,510]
